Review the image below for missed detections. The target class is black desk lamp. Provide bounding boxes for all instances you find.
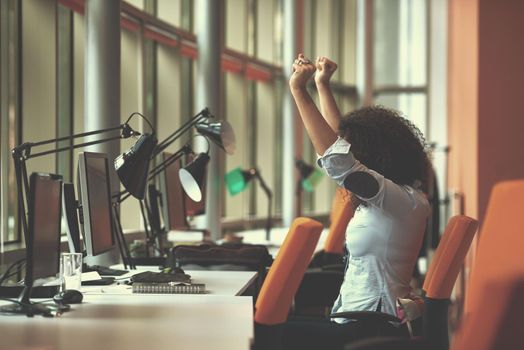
[225,167,273,241]
[296,159,323,193]
[295,159,323,216]
[113,143,210,268]
[152,107,236,158]
[114,109,235,266]
[146,108,235,229]
[9,113,156,316]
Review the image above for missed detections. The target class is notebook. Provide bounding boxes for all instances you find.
[132,282,206,294]
[130,270,192,284]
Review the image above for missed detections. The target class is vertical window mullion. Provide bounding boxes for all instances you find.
[57,5,74,183]
[1,0,21,244]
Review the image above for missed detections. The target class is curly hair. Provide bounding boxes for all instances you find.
[338,106,430,206]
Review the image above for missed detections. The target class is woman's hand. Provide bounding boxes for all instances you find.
[289,54,316,91]
[314,56,338,87]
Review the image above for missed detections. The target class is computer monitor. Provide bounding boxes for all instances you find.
[28,172,63,283]
[160,152,189,230]
[184,153,206,217]
[62,182,83,255]
[0,172,63,315]
[147,183,164,234]
[77,152,115,257]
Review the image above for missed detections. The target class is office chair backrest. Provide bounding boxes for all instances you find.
[422,215,478,298]
[452,273,524,350]
[452,180,524,350]
[323,187,354,254]
[255,217,323,325]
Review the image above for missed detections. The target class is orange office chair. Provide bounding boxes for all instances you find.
[254,217,323,350]
[294,188,354,315]
[309,187,354,267]
[451,180,524,350]
[337,215,477,348]
[421,215,478,349]
[324,187,354,255]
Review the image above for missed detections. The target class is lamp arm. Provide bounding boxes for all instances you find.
[26,134,125,159]
[12,155,30,247]
[254,171,273,241]
[153,108,212,157]
[148,144,191,180]
[254,171,273,200]
[12,123,138,161]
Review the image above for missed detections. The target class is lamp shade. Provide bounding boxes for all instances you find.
[114,133,157,200]
[225,167,254,196]
[296,159,323,192]
[179,152,210,202]
[196,120,236,155]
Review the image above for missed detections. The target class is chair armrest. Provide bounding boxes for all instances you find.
[330,311,401,323]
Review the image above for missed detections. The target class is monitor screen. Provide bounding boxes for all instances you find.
[147,184,163,233]
[184,153,206,217]
[161,152,188,230]
[77,152,115,256]
[62,182,83,254]
[28,172,63,282]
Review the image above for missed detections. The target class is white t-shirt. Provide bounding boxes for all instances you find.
[317,137,429,322]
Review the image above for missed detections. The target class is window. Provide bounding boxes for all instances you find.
[223,0,283,225]
[301,0,358,216]
[0,0,21,245]
[373,0,428,134]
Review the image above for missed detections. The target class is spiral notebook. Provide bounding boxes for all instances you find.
[132,282,206,294]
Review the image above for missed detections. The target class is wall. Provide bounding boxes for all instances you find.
[448,0,524,224]
[477,0,524,220]
[448,0,524,302]
[448,0,479,220]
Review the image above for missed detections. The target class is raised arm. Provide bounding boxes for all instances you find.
[314,56,342,133]
[289,54,337,155]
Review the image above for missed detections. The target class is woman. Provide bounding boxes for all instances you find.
[284,54,430,348]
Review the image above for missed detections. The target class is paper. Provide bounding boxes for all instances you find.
[81,271,102,282]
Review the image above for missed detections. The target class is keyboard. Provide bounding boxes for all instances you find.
[81,277,115,286]
[84,265,128,276]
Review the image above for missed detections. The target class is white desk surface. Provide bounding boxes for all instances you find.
[81,268,258,297]
[0,269,257,350]
[0,294,254,350]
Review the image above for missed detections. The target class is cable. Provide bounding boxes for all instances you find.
[125,112,156,135]
[0,259,26,285]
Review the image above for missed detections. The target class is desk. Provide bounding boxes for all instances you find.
[82,269,258,296]
[0,294,254,350]
[0,269,257,350]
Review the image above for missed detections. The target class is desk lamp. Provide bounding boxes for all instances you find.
[143,108,235,231]
[225,167,273,241]
[112,144,205,268]
[152,107,236,158]
[115,109,236,265]
[296,159,323,192]
[9,113,156,316]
